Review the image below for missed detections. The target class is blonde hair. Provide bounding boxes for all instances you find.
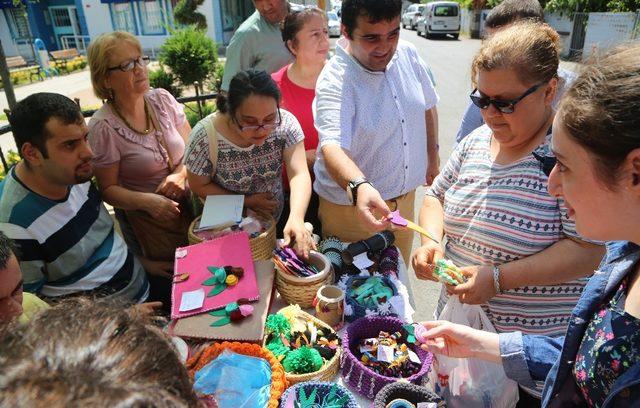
[87,31,142,100]
[472,20,560,87]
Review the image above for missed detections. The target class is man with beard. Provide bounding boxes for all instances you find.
[221,0,294,92]
[313,0,439,264]
[0,93,149,303]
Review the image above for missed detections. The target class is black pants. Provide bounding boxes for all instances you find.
[516,387,542,408]
[276,190,322,239]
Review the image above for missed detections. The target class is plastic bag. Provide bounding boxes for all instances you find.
[428,296,519,408]
[193,349,272,408]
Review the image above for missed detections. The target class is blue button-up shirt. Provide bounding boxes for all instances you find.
[313,39,439,205]
[499,241,640,407]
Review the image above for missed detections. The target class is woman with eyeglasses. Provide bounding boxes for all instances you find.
[421,43,640,408]
[411,21,605,404]
[184,69,314,257]
[87,32,193,305]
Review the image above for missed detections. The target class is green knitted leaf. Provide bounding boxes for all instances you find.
[210,316,231,327]
[207,283,226,297]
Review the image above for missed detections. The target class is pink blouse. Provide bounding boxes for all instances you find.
[88,88,187,193]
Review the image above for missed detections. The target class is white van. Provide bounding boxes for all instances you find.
[416,1,460,39]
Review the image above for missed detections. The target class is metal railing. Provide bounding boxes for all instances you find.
[60,35,91,53]
[0,91,217,174]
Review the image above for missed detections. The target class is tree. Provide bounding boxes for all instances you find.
[173,0,207,30]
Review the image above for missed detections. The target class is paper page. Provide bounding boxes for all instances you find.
[352,253,374,270]
[179,288,205,312]
[198,195,244,230]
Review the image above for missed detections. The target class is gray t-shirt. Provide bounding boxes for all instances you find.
[184,109,304,220]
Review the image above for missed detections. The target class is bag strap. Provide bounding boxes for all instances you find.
[203,112,219,176]
[146,96,175,172]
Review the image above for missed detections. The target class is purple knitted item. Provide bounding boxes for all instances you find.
[340,316,433,399]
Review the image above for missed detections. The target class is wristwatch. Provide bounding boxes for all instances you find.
[346,178,371,206]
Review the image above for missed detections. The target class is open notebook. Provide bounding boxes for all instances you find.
[195,194,244,231]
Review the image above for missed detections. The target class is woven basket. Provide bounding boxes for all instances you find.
[374,382,445,408]
[341,316,433,399]
[187,341,287,408]
[264,305,342,386]
[280,381,359,408]
[188,211,276,260]
[275,251,333,308]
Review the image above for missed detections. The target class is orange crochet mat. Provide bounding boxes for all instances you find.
[187,341,288,408]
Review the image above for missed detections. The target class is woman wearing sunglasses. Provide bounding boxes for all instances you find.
[411,21,604,403]
[421,44,640,408]
[184,69,314,257]
[87,32,193,304]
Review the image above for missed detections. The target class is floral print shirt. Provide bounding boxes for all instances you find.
[574,277,640,407]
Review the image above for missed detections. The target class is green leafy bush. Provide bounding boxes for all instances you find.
[159,27,218,92]
[173,0,207,30]
[149,67,183,98]
[0,150,21,181]
[184,102,216,128]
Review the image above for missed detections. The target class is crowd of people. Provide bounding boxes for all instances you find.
[0,0,638,407]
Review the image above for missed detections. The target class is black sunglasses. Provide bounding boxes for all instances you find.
[532,151,556,177]
[470,83,544,114]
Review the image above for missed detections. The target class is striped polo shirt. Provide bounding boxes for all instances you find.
[428,125,593,397]
[0,168,148,302]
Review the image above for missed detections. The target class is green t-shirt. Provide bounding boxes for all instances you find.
[221,11,293,91]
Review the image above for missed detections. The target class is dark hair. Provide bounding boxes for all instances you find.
[485,0,544,29]
[216,69,281,116]
[0,232,15,271]
[341,0,402,38]
[0,297,200,407]
[8,93,83,160]
[281,7,327,55]
[558,44,640,188]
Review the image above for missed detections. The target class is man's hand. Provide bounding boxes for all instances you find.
[139,258,173,279]
[450,265,497,304]
[355,183,391,231]
[411,241,444,281]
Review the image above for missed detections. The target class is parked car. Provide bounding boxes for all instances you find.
[328,11,341,37]
[416,1,460,39]
[401,4,426,30]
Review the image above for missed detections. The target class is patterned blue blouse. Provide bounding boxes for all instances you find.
[573,277,640,407]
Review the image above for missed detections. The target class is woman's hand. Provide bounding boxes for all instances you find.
[283,218,316,259]
[245,192,278,214]
[450,265,497,304]
[142,193,180,222]
[419,320,500,362]
[411,241,444,281]
[156,171,187,201]
[139,258,174,279]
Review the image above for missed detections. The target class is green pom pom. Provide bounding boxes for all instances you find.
[282,346,323,374]
[265,313,291,336]
[266,339,290,358]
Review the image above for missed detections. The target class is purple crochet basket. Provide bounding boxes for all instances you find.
[340,316,433,399]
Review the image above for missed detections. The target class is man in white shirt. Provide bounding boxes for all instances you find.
[313,0,439,263]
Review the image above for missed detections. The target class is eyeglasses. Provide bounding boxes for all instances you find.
[470,83,545,114]
[532,151,556,177]
[234,110,282,132]
[107,56,150,72]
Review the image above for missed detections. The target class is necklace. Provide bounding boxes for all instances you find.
[111,99,152,135]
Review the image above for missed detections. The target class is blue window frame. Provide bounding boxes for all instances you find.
[109,1,138,34]
[136,0,167,35]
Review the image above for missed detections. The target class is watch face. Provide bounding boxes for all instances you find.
[346,183,355,204]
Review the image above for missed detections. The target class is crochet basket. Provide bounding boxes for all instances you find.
[374,382,445,408]
[275,251,334,308]
[280,381,359,408]
[341,316,433,399]
[264,305,342,386]
[186,341,287,408]
[187,211,276,260]
[344,275,398,322]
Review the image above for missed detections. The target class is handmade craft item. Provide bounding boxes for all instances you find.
[313,285,345,329]
[356,330,423,379]
[343,275,398,322]
[275,251,333,308]
[280,381,359,408]
[374,382,445,408]
[186,341,287,408]
[342,231,395,265]
[171,232,259,319]
[432,259,466,286]
[209,301,254,327]
[170,260,275,342]
[403,324,428,345]
[273,246,320,278]
[318,236,344,273]
[388,210,439,244]
[263,305,342,385]
[341,316,432,399]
